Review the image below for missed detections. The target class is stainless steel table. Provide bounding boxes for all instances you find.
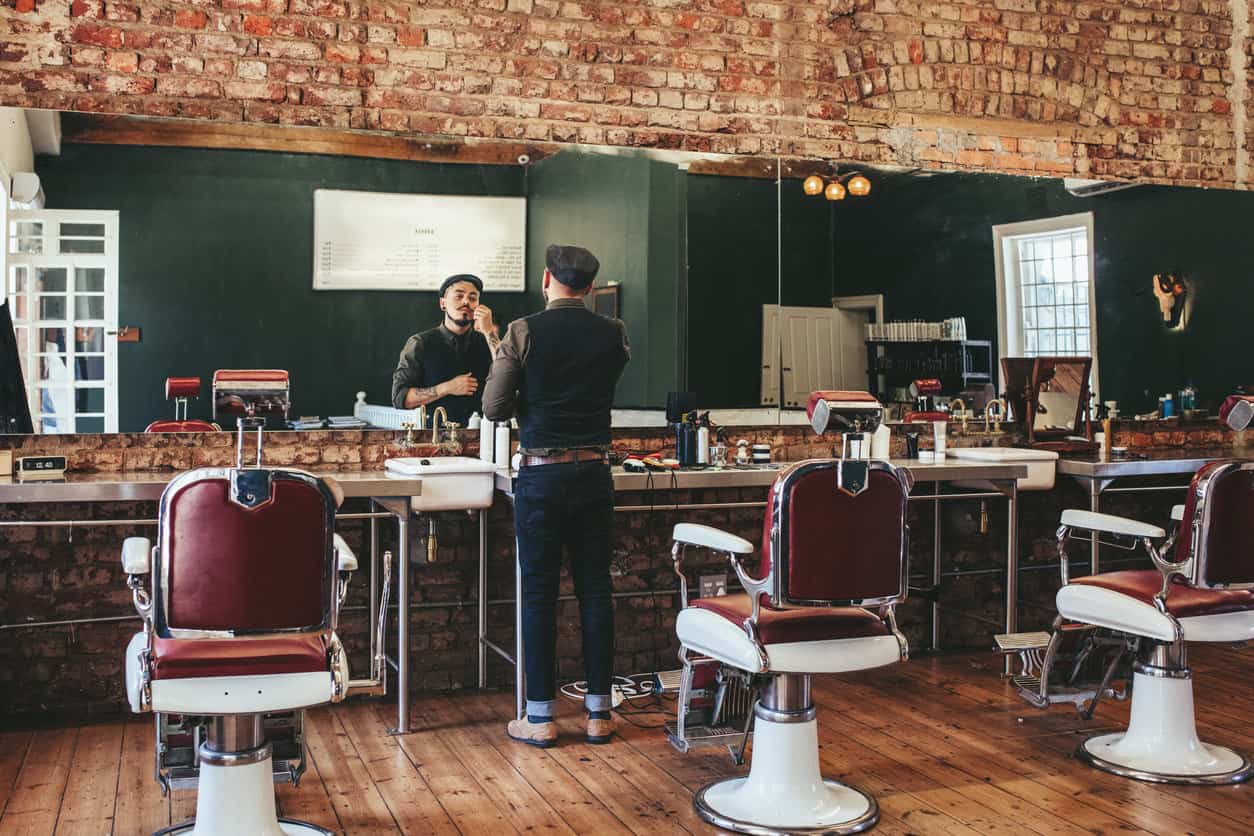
[1058,450,1229,573]
[487,458,1027,718]
[0,469,423,733]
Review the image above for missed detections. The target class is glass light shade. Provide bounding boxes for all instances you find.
[825,181,846,201]
[803,175,824,196]
[848,174,871,196]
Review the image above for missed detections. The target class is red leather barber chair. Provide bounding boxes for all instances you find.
[146,377,220,433]
[122,420,354,834]
[669,458,912,833]
[1001,460,1254,784]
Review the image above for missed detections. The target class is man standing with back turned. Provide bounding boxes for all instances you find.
[482,244,630,747]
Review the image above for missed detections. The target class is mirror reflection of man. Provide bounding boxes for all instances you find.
[391,273,501,426]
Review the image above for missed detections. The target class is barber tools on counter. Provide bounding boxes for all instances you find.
[212,369,291,426]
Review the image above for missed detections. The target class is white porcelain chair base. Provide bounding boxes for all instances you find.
[155,756,332,836]
[693,716,878,835]
[1076,672,1253,785]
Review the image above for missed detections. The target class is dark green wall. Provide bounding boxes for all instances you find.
[525,150,684,408]
[685,174,780,408]
[823,173,1254,413]
[37,144,526,432]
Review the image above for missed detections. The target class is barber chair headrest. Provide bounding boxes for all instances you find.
[807,390,883,436]
[213,369,291,420]
[165,376,201,400]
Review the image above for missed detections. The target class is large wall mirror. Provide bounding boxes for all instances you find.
[778,156,1254,423]
[0,108,782,435]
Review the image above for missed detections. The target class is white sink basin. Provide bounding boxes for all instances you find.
[948,447,1059,491]
[384,456,499,511]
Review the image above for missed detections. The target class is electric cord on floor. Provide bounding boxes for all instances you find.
[558,672,678,729]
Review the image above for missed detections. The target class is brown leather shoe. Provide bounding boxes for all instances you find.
[587,716,615,744]
[507,717,557,748]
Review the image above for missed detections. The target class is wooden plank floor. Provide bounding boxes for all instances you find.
[2,645,1252,834]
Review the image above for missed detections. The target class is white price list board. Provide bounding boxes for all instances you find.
[313,189,526,292]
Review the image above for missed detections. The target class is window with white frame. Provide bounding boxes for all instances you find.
[5,210,119,433]
[993,212,1098,394]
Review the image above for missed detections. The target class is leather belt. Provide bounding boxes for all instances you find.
[520,450,610,467]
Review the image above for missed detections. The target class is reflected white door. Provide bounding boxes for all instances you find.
[760,304,780,407]
[5,210,119,433]
[777,306,871,408]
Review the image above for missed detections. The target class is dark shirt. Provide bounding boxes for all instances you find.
[391,324,493,425]
[482,298,630,454]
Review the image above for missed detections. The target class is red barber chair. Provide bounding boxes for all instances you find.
[1002,460,1254,784]
[669,458,912,833]
[146,377,220,433]
[122,420,354,834]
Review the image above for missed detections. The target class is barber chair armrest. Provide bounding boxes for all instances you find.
[333,533,358,572]
[122,537,152,575]
[672,523,754,555]
[1059,510,1166,541]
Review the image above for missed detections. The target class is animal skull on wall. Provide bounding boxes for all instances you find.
[1151,272,1188,330]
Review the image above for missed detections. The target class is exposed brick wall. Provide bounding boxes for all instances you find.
[0,0,1248,187]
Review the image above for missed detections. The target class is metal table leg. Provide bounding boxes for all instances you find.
[478,508,488,689]
[1004,480,1018,675]
[931,481,942,651]
[391,508,410,734]
[1088,478,1102,574]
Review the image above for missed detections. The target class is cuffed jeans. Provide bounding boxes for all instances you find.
[514,460,614,717]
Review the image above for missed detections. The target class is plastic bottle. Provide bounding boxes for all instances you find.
[480,418,495,463]
[872,422,891,460]
[697,423,710,464]
[1162,393,1175,418]
[494,422,511,468]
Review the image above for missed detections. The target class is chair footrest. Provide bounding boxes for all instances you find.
[994,631,1052,653]
[664,721,747,752]
[1011,675,1121,709]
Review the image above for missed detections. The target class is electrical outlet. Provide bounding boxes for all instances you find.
[699,573,728,598]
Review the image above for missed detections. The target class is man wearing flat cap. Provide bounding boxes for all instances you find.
[391,273,499,426]
[483,244,630,749]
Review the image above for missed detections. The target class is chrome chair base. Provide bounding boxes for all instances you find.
[694,778,879,835]
[1077,735,1254,786]
[157,820,332,836]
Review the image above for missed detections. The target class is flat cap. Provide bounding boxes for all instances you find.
[439,273,483,296]
[545,244,599,289]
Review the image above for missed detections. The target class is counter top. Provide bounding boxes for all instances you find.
[496,458,1027,494]
[1057,449,1233,479]
[0,469,423,504]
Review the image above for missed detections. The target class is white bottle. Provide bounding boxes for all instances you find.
[494,422,511,468]
[468,411,482,430]
[480,418,495,463]
[933,420,948,458]
[697,425,710,464]
[872,422,891,460]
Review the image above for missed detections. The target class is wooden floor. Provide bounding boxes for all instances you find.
[2,645,1253,835]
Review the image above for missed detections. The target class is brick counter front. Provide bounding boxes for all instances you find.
[0,423,1243,725]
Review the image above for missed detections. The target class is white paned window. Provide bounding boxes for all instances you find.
[993,212,1098,396]
[5,210,119,433]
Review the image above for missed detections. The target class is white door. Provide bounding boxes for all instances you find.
[776,305,869,408]
[5,210,120,433]
[760,304,780,406]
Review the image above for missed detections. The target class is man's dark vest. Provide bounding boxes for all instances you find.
[519,306,627,450]
[415,327,492,426]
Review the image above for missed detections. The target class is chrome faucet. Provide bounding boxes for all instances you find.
[985,398,1007,434]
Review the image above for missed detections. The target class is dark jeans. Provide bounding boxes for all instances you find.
[514,461,614,713]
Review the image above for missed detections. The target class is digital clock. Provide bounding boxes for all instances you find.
[16,455,67,481]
